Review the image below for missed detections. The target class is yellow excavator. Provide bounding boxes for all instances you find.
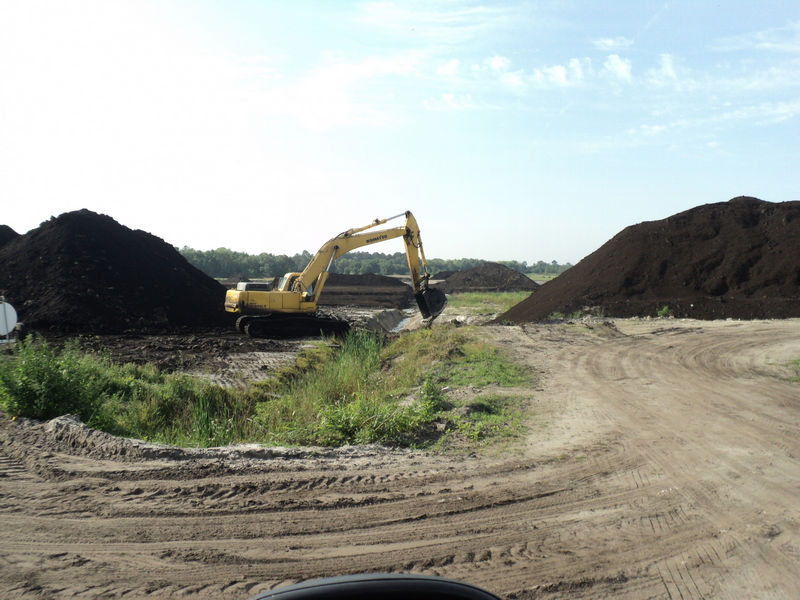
[224,211,447,337]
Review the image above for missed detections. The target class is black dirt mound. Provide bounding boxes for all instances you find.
[436,262,539,293]
[0,224,19,248]
[0,209,231,333]
[498,197,800,323]
[319,273,413,307]
[432,270,458,280]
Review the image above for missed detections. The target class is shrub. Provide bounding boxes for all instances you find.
[0,337,109,426]
[657,305,674,318]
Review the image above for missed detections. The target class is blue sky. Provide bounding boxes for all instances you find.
[1,1,798,263]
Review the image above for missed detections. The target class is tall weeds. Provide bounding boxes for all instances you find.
[1,326,530,448]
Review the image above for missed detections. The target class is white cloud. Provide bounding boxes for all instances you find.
[568,57,587,80]
[603,54,632,81]
[657,54,677,79]
[437,59,461,77]
[711,20,800,53]
[543,65,567,86]
[645,53,679,87]
[500,71,525,91]
[262,52,422,130]
[489,55,510,71]
[529,58,589,87]
[640,124,668,136]
[592,36,634,51]
[355,1,508,44]
[717,99,800,124]
[423,92,477,111]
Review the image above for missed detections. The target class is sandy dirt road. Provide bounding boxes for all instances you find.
[1,318,799,599]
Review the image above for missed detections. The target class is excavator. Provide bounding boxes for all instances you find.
[224,211,447,338]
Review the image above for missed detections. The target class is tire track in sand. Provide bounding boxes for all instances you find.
[1,318,799,598]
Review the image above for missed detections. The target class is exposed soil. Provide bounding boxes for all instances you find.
[2,317,799,599]
[0,224,19,248]
[0,210,232,333]
[435,262,539,294]
[432,269,458,280]
[319,273,413,308]
[499,197,800,322]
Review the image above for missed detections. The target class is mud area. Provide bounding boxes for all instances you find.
[2,317,800,599]
[45,305,414,385]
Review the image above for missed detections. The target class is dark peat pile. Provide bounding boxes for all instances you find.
[498,197,800,322]
[436,262,539,293]
[0,210,231,333]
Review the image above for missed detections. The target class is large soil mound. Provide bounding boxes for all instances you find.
[436,262,539,293]
[319,273,413,307]
[499,197,800,322]
[0,224,19,248]
[0,209,230,332]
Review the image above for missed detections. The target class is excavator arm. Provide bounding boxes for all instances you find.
[224,211,447,335]
[291,211,441,315]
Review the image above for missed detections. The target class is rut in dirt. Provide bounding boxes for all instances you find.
[3,320,798,599]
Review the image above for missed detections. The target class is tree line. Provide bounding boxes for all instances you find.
[178,247,572,279]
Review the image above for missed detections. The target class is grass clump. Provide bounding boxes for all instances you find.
[249,325,531,447]
[657,305,674,318]
[445,291,531,316]
[443,340,528,387]
[449,394,526,442]
[788,358,800,382]
[1,326,532,449]
[0,336,253,447]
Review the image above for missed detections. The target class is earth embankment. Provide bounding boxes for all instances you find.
[435,262,539,293]
[499,196,800,322]
[0,210,230,333]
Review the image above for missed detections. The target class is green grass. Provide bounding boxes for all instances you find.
[448,394,527,442]
[444,291,531,315]
[788,358,800,382]
[529,273,560,283]
[0,327,532,449]
[657,305,674,318]
[0,337,255,446]
[255,325,530,446]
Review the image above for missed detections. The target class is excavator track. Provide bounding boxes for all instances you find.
[236,314,350,339]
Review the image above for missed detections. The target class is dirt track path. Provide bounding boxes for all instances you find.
[1,319,799,599]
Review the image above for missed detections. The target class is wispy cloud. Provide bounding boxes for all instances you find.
[424,92,478,110]
[260,52,423,130]
[645,53,678,86]
[711,20,800,53]
[437,58,461,77]
[592,36,634,51]
[530,58,590,88]
[500,70,525,91]
[354,1,510,44]
[488,55,510,71]
[603,54,632,81]
[585,97,800,154]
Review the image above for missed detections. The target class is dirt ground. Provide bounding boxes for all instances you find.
[1,317,799,599]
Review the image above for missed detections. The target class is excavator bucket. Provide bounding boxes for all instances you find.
[415,287,447,320]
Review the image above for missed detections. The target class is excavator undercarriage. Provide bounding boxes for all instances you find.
[235,313,350,339]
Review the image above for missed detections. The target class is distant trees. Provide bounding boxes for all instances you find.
[178,247,572,279]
